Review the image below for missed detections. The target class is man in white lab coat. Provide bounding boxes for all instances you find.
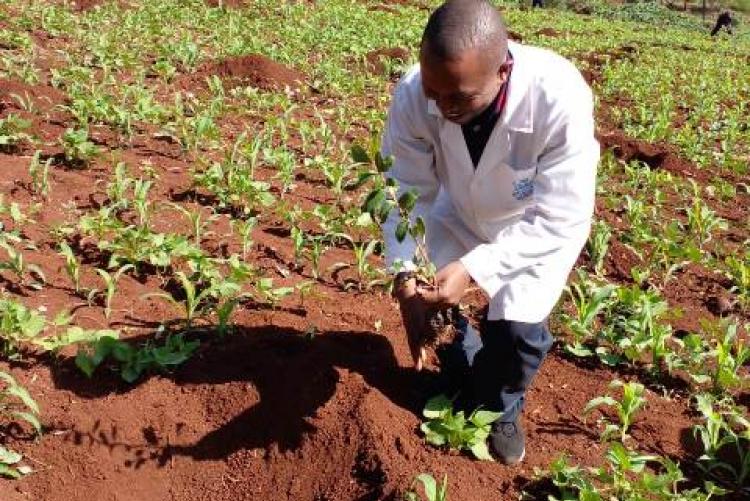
[382,0,599,464]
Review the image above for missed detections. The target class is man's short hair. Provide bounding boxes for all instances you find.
[421,0,508,67]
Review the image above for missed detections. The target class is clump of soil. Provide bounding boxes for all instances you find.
[204,0,246,7]
[190,54,306,92]
[536,27,561,37]
[70,0,107,11]
[365,47,410,75]
[423,305,461,347]
[508,29,524,42]
[597,130,706,182]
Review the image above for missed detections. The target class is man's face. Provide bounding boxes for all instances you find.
[420,46,508,125]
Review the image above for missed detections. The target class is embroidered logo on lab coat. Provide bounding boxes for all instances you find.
[512,178,534,200]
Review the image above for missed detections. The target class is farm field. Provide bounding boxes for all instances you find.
[0,1,748,500]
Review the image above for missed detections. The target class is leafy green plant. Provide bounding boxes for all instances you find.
[230,217,256,258]
[692,394,750,494]
[587,219,612,276]
[253,277,295,308]
[0,297,46,356]
[58,241,82,294]
[404,473,449,501]
[356,144,435,283]
[75,332,199,383]
[32,326,116,354]
[684,182,727,248]
[420,394,501,461]
[701,319,749,393]
[584,379,647,442]
[0,241,46,290]
[331,236,385,292]
[94,264,134,319]
[146,271,242,328]
[560,269,616,358]
[193,140,276,215]
[60,127,100,166]
[541,442,725,501]
[0,114,33,152]
[0,371,41,478]
[724,254,749,308]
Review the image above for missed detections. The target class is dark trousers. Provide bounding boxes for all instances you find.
[532,0,544,7]
[438,315,553,422]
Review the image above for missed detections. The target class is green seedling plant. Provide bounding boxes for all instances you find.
[0,241,45,290]
[0,371,41,478]
[146,271,242,328]
[60,127,100,166]
[132,178,154,227]
[684,181,727,248]
[584,379,647,443]
[169,203,217,244]
[0,114,33,152]
[404,473,449,501]
[254,277,295,309]
[75,332,199,383]
[724,254,749,308]
[420,394,502,461]
[542,442,724,501]
[0,297,46,356]
[58,241,82,295]
[356,144,436,285]
[230,217,256,258]
[692,394,750,494]
[32,326,116,355]
[94,264,134,319]
[703,318,749,394]
[560,269,617,358]
[587,219,612,276]
[106,162,134,211]
[331,235,385,292]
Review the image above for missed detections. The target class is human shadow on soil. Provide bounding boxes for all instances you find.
[49,324,429,465]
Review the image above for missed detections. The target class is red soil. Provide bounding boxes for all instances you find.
[0,35,746,500]
[365,47,410,76]
[205,0,247,7]
[182,55,306,92]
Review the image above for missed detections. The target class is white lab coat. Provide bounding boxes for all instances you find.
[381,41,599,323]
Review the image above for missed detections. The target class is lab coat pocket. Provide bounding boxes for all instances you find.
[473,162,537,225]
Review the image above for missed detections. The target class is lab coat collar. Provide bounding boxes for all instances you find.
[426,41,534,133]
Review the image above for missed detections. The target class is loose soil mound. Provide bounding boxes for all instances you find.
[365,47,410,75]
[597,129,713,182]
[366,0,431,12]
[187,54,306,92]
[535,27,561,37]
[0,78,68,111]
[205,0,246,7]
[70,0,108,10]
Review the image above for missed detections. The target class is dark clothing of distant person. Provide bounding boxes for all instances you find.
[711,11,733,36]
[532,0,543,7]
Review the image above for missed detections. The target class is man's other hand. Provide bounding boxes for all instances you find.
[394,274,428,371]
[418,260,471,308]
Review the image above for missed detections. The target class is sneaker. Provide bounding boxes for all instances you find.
[490,419,526,465]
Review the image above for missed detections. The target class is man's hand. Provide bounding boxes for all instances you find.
[394,274,428,371]
[417,260,471,308]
